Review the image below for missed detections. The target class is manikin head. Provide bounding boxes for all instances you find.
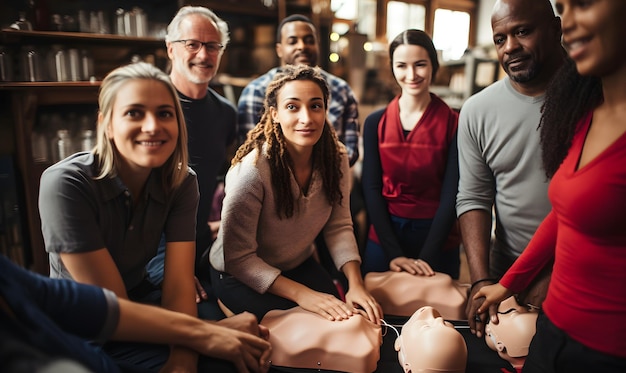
[485,296,538,371]
[395,306,467,373]
[260,307,382,373]
[364,271,469,320]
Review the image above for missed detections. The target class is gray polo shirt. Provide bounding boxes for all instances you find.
[40,152,199,290]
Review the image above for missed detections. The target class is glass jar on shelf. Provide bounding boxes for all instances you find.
[56,129,74,162]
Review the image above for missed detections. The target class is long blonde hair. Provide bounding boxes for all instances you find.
[94,62,189,192]
[233,64,344,218]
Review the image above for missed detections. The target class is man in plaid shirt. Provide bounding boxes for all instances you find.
[237,14,360,166]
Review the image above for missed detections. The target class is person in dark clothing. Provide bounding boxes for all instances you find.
[0,254,271,373]
[361,29,460,278]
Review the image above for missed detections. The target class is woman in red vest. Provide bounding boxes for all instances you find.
[361,29,460,278]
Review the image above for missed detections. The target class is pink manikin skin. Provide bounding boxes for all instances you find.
[260,306,382,373]
[364,271,470,320]
[484,296,539,373]
[395,306,467,373]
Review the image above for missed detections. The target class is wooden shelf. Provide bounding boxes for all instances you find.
[1,29,165,46]
[190,0,278,19]
[0,28,166,273]
[0,81,100,89]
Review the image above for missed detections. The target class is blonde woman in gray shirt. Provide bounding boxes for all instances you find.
[209,65,382,325]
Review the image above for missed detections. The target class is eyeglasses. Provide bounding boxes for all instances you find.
[173,39,224,54]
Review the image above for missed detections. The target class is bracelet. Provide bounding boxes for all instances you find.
[470,277,498,292]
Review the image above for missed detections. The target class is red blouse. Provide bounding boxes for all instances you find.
[501,111,626,358]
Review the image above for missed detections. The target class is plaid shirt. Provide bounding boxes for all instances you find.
[237,67,360,166]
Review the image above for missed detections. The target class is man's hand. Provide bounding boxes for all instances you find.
[465,279,497,338]
[192,321,271,373]
[194,276,208,304]
[217,312,269,340]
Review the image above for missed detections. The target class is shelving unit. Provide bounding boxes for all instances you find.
[431,54,500,110]
[0,29,167,273]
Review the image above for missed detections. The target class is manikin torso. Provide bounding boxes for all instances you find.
[364,271,469,319]
[260,306,382,373]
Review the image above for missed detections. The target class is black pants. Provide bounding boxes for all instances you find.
[103,341,238,373]
[523,313,626,373]
[211,256,340,322]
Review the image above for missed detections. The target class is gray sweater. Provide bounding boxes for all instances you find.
[456,77,552,277]
[210,146,360,293]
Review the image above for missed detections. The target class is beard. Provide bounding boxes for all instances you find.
[174,59,213,85]
[505,60,539,83]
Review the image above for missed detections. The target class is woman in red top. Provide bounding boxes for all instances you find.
[361,29,460,278]
[474,1,626,371]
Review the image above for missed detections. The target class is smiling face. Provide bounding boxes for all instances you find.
[556,0,626,77]
[167,13,223,86]
[270,79,326,156]
[106,79,179,177]
[276,21,319,66]
[491,0,561,86]
[392,44,433,99]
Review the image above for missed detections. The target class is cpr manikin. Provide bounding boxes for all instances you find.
[484,296,539,373]
[364,271,469,320]
[260,306,382,373]
[395,306,467,373]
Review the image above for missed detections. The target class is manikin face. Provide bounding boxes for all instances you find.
[395,306,467,373]
[392,44,433,99]
[556,0,626,77]
[167,14,224,85]
[106,79,178,178]
[485,296,538,368]
[270,80,326,156]
[491,0,560,84]
[276,21,319,66]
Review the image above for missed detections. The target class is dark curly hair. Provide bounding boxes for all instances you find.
[539,58,603,178]
[232,64,344,218]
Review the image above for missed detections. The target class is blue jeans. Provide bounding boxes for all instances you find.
[143,234,225,320]
[145,235,167,286]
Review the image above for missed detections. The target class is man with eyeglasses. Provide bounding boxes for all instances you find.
[144,6,237,321]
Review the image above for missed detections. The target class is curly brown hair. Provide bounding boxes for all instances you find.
[232,64,344,218]
[539,58,603,178]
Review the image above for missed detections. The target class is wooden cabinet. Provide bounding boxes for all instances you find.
[0,29,166,273]
[432,54,500,110]
[0,0,321,272]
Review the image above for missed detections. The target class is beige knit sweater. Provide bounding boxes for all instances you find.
[209,147,361,293]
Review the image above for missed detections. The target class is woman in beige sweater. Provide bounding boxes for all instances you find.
[209,65,381,324]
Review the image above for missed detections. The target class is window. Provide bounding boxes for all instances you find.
[381,0,475,61]
[386,1,426,41]
[433,8,470,60]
